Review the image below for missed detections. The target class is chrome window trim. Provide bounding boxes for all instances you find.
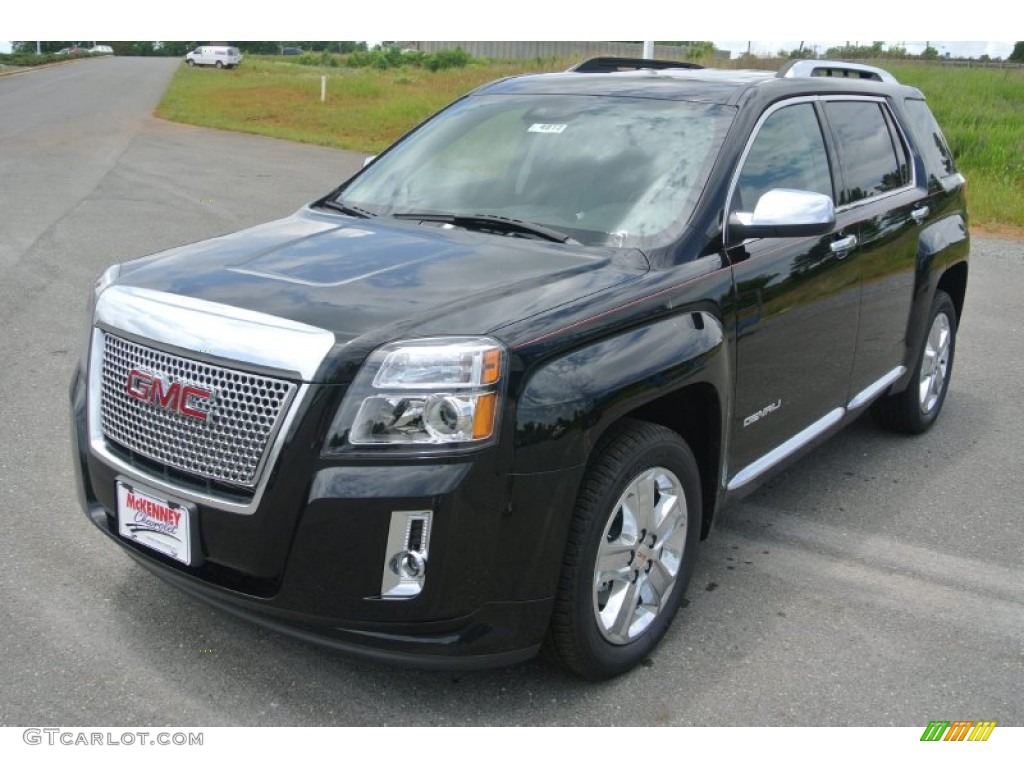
[723,95,917,248]
[95,285,336,382]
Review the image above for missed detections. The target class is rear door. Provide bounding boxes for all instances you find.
[821,98,925,401]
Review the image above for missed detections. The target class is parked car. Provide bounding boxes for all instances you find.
[185,46,242,69]
[281,47,304,56]
[89,45,114,55]
[71,57,968,679]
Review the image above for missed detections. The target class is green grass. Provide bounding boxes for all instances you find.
[156,55,1024,232]
[156,56,576,154]
[886,63,1024,231]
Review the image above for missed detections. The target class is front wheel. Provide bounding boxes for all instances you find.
[545,420,701,679]
[186,59,195,67]
[215,60,223,69]
[873,290,957,434]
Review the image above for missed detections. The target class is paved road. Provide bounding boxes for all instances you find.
[0,57,1020,727]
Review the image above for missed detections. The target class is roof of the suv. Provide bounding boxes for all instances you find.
[480,58,922,106]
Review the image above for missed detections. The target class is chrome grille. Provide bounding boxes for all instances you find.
[100,333,297,489]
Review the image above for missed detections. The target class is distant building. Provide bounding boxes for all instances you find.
[399,41,730,61]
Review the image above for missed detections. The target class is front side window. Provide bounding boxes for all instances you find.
[732,102,833,213]
[825,101,909,204]
[339,94,734,249]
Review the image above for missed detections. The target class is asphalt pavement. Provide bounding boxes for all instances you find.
[0,56,1020,726]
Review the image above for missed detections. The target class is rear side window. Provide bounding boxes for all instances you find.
[733,102,833,212]
[903,99,957,192]
[825,101,909,204]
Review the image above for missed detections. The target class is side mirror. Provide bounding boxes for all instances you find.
[728,188,835,241]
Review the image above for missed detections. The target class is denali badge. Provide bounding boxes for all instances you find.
[125,369,214,421]
[743,398,782,428]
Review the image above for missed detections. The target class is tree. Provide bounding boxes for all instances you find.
[158,42,195,57]
[1010,42,1024,62]
[12,41,77,54]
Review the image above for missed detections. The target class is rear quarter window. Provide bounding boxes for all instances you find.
[902,99,958,192]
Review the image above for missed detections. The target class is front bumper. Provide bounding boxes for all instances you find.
[70,366,582,670]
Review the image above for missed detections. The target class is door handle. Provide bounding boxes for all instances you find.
[911,206,930,224]
[830,234,858,257]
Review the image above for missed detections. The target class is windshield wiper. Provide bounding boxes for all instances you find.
[391,212,577,244]
[315,198,376,219]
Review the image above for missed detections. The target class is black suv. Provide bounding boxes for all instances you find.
[70,57,968,679]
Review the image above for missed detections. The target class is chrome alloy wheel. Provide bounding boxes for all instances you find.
[919,312,951,414]
[593,466,687,645]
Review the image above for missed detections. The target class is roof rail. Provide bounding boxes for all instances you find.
[778,59,899,84]
[570,57,703,74]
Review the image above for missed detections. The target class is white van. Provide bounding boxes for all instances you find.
[185,46,243,69]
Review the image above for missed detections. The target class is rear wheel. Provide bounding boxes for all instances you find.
[873,290,957,433]
[545,420,701,679]
[215,60,223,69]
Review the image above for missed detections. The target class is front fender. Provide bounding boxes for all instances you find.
[512,311,728,474]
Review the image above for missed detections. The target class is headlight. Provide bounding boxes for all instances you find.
[324,337,505,452]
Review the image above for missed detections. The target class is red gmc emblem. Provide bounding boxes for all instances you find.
[125,369,214,421]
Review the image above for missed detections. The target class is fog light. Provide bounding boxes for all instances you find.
[390,550,425,579]
[381,510,432,599]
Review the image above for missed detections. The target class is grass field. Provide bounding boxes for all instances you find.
[156,55,1024,232]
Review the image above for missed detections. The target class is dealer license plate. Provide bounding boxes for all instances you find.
[117,482,192,565]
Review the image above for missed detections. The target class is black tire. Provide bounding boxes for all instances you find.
[186,59,195,67]
[872,290,957,434]
[545,419,701,679]
[215,60,223,69]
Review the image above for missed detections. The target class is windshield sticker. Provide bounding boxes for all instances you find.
[528,123,567,134]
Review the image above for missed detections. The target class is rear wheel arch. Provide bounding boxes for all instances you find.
[937,260,967,326]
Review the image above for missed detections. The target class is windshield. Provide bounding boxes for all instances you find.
[338,94,733,249]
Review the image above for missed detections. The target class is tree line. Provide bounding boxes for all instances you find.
[13,40,1024,62]
[11,42,368,56]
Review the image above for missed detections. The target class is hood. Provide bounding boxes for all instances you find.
[116,208,648,344]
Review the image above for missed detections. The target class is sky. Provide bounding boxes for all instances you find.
[2,2,1017,59]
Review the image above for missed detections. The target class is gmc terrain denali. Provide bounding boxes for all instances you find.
[70,58,969,679]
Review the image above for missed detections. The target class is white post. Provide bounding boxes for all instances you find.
[642,41,654,60]
[321,75,326,103]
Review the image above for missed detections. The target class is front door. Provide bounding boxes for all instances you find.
[725,100,861,479]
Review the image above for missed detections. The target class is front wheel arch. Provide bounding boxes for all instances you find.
[544,419,701,679]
